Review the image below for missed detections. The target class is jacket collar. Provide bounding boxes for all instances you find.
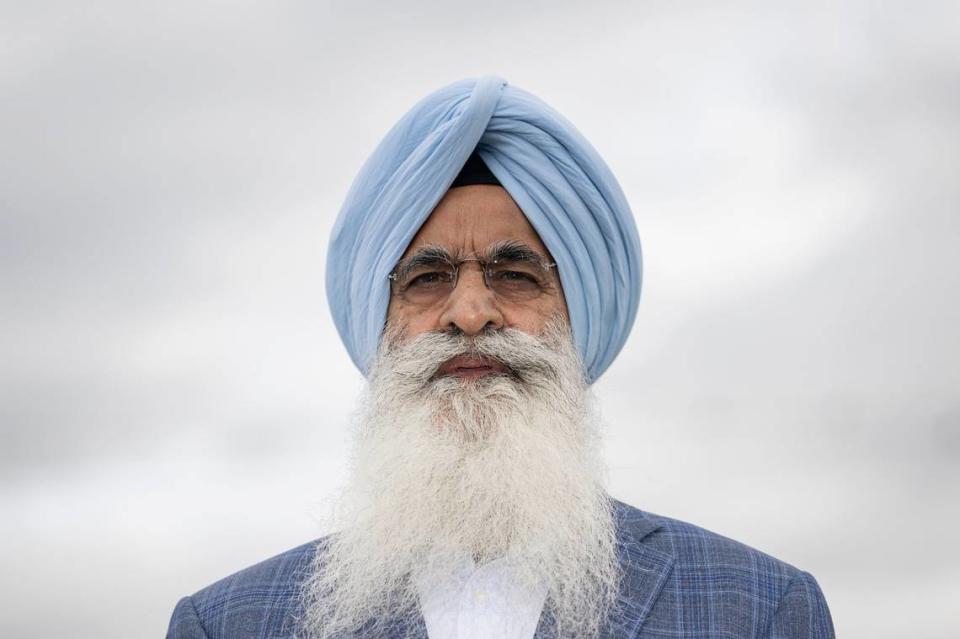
[597,502,674,639]
[380,502,674,639]
[530,502,673,639]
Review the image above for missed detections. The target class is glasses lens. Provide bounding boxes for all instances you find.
[488,260,548,300]
[395,261,455,304]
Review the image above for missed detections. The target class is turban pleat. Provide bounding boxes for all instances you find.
[327,76,642,382]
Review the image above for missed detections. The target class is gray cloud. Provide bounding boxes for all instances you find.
[2,1,958,636]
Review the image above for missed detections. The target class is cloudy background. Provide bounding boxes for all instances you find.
[2,1,958,636]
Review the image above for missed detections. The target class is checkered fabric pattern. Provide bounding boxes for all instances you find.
[166,501,834,638]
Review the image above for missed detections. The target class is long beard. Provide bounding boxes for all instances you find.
[300,319,619,638]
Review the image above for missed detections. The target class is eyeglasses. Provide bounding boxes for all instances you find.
[388,244,557,307]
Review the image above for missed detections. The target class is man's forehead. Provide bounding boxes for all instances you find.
[399,185,552,260]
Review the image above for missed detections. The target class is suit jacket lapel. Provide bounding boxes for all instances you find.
[534,505,674,639]
[386,610,429,639]
[341,600,429,639]
[600,511,674,639]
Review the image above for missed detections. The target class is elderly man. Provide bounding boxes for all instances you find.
[166,77,834,639]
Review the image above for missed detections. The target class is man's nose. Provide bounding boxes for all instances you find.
[437,264,505,336]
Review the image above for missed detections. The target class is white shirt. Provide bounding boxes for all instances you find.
[414,554,548,639]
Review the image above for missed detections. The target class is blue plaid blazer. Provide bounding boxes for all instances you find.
[167,501,834,638]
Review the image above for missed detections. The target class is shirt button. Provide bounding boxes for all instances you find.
[474,590,487,602]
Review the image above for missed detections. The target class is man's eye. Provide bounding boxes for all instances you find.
[491,269,541,289]
[406,271,448,289]
[501,270,536,282]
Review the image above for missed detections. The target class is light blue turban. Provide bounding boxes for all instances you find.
[326,76,642,383]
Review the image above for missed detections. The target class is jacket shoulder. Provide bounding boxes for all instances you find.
[614,500,803,583]
[612,500,834,637]
[167,538,325,639]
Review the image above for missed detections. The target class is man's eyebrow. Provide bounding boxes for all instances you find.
[396,242,550,273]
[395,245,454,274]
[485,240,549,264]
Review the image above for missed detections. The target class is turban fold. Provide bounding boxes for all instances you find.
[326,76,642,383]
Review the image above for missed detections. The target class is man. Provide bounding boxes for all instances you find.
[167,77,834,638]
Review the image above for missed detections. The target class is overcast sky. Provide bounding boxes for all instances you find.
[2,1,958,637]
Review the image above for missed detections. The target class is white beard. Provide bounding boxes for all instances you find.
[300,319,619,638]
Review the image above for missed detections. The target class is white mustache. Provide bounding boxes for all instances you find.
[377,321,575,389]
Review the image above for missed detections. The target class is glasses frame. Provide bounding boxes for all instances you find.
[387,249,558,305]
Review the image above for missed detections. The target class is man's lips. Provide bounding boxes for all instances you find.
[436,354,511,379]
